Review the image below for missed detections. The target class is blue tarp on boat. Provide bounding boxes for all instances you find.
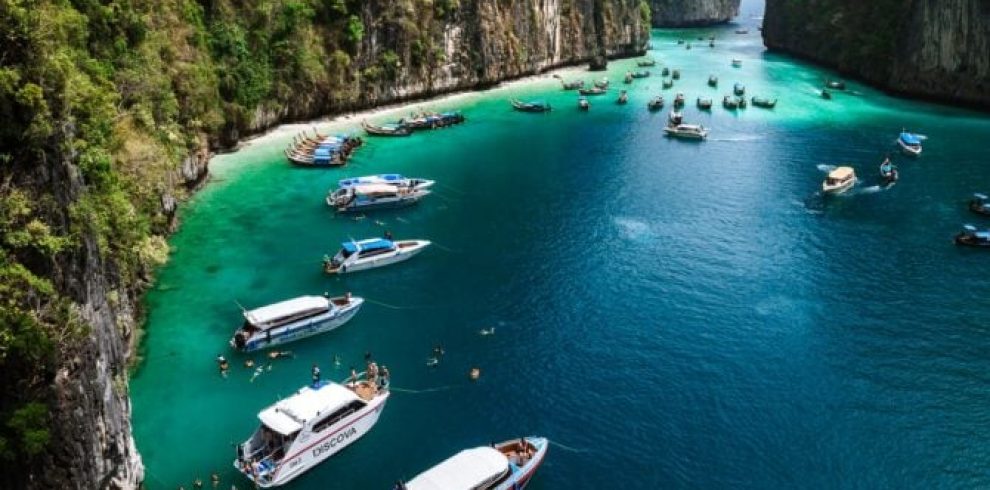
[900,132,921,145]
[342,239,394,253]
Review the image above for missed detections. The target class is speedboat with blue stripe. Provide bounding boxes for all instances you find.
[230,295,363,352]
[326,183,430,212]
[399,437,548,490]
[338,174,435,191]
[323,238,431,274]
[898,131,923,156]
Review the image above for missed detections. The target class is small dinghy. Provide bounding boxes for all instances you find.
[733,83,745,96]
[722,95,739,110]
[668,111,684,126]
[664,123,708,140]
[709,40,715,48]
[324,238,430,274]
[326,183,430,212]
[631,70,650,79]
[617,90,629,105]
[578,87,607,96]
[234,372,389,487]
[662,79,674,89]
[637,58,657,67]
[898,131,923,157]
[510,99,551,113]
[697,97,713,110]
[593,78,609,89]
[647,96,664,111]
[822,166,857,195]
[230,295,364,352]
[671,69,681,80]
[735,29,749,34]
[338,174,435,190]
[624,72,634,84]
[559,79,584,90]
[969,193,990,216]
[826,80,846,90]
[661,67,670,77]
[955,225,990,248]
[361,121,411,137]
[578,97,590,110]
[400,437,548,490]
[400,112,465,130]
[673,93,685,108]
[708,75,718,87]
[821,89,832,100]
[731,59,742,67]
[879,158,898,186]
[751,96,777,108]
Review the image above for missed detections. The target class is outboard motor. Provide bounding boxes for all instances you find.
[234,332,247,349]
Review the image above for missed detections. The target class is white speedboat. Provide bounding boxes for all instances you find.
[230,295,363,352]
[323,238,431,274]
[822,166,857,194]
[897,131,923,157]
[337,174,435,190]
[234,374,389,487]
[401,437,548,490]
[326,183,430,212]
[663,124,708,140]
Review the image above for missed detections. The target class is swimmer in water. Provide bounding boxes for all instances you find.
[244,359,254,368]
[333,354,342,368]
[216,355,229,378]
[426,357,439,367]
[479,327,496,336]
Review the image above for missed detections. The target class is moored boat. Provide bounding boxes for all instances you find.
[822,166,857,195]
[327,183,430,212]
[673,93,685,108]
[661,67,670,77]
[631,70,650,79]
[285,133,363,167]
[662,79,674,89]
[709,40,715,48]
[510,99,551,113]
[735,29,749,34]
[559,79,584,90]
[738,96,748,109]
[578,97,590,110]
[671,69,681,80]
[400,437,548,490]
[897,131,923,157]
[637,58,656,67]
[624,72,634,84]
[361,121,412,137]
[230,295,364,352]
[578,87,607,96]
[594,78,609,89]
[323,238,431,274]
[722,95,739,110]
[879,158,898,186]
[969,193,990,216]
[821,89,832,100]
[400,111,465,130]
[731,59,742,67]
[338,174,435,190]
[647,96,664,111]
[733,83,745,96]
[826,80,846,90]
[668,111,683,126]
[664,123,709,140]
[708,75,718,87]
[955,225,990,248]
[617,90,629,105]
[697,97,713,110]
[751,96,777,108]
[234,373,389,487]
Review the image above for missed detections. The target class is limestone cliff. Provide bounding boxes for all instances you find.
[0,1,648,488]
[763,0,990,108]
[649,0,740,27]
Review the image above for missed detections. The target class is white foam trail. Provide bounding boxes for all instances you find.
[614,217,653,241]
[816,164,836,173]
[856,185,882,194]
[711,135,762,142]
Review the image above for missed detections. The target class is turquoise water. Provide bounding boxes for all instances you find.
[132,9,990,489]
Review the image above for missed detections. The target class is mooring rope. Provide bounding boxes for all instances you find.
[549,439,587,453]
[389,385,459,394]
[364,298,438,310]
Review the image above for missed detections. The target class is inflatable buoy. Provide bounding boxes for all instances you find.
[469,367,481,381]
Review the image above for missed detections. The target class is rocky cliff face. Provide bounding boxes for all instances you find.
[649,0,740,27]
[763,0,990,108]
[0,1,648,488]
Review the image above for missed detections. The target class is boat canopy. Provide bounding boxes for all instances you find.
[405,447,509,490]
[900,132,921,145]
[964,224,977,232]
[352,183,400,195]
[828,166,855,180]
[244,296,329,327]
[258,383,361,435]
[975,193,988,200]
[342,239,394,253]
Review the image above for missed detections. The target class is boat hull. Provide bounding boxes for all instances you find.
[235,300,363,353]
[955,234,990,248]
[897,139,922,157]
[236,393,388,488]
[494,437,549,490]
[325,241,430,274]
[822,179,856,195]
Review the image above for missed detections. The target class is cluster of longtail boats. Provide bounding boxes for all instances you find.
[284,130,363,167]
[362,111,465,136]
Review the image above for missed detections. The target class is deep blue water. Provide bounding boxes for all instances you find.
[131,2,990,488]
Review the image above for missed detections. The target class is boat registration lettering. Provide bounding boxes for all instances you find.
[312,427,358,457]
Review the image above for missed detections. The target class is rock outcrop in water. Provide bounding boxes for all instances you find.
[0,1,648,487]
[649,0,740,27]
[763,0,990,108]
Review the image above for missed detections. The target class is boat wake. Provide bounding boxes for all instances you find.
[854,185,883,195]
[816,164,836,173]
[710,135,762,142]
[614,216,655,241]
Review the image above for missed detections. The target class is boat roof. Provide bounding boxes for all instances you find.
[342,238,394,253]
[352,183,399,194]
[258,383,360,435]
[974,193,988,200]
[829,166,855,179]
[339,174,406,186]
[405,447,509,490]
[245,296,329,325]
[900,132,921,145]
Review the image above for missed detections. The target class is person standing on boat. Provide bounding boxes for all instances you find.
[384,230,393,241]
[381,365,390,388]
[311,364,321,387]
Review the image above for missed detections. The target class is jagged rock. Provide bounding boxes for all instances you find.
[650,0,740,27]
